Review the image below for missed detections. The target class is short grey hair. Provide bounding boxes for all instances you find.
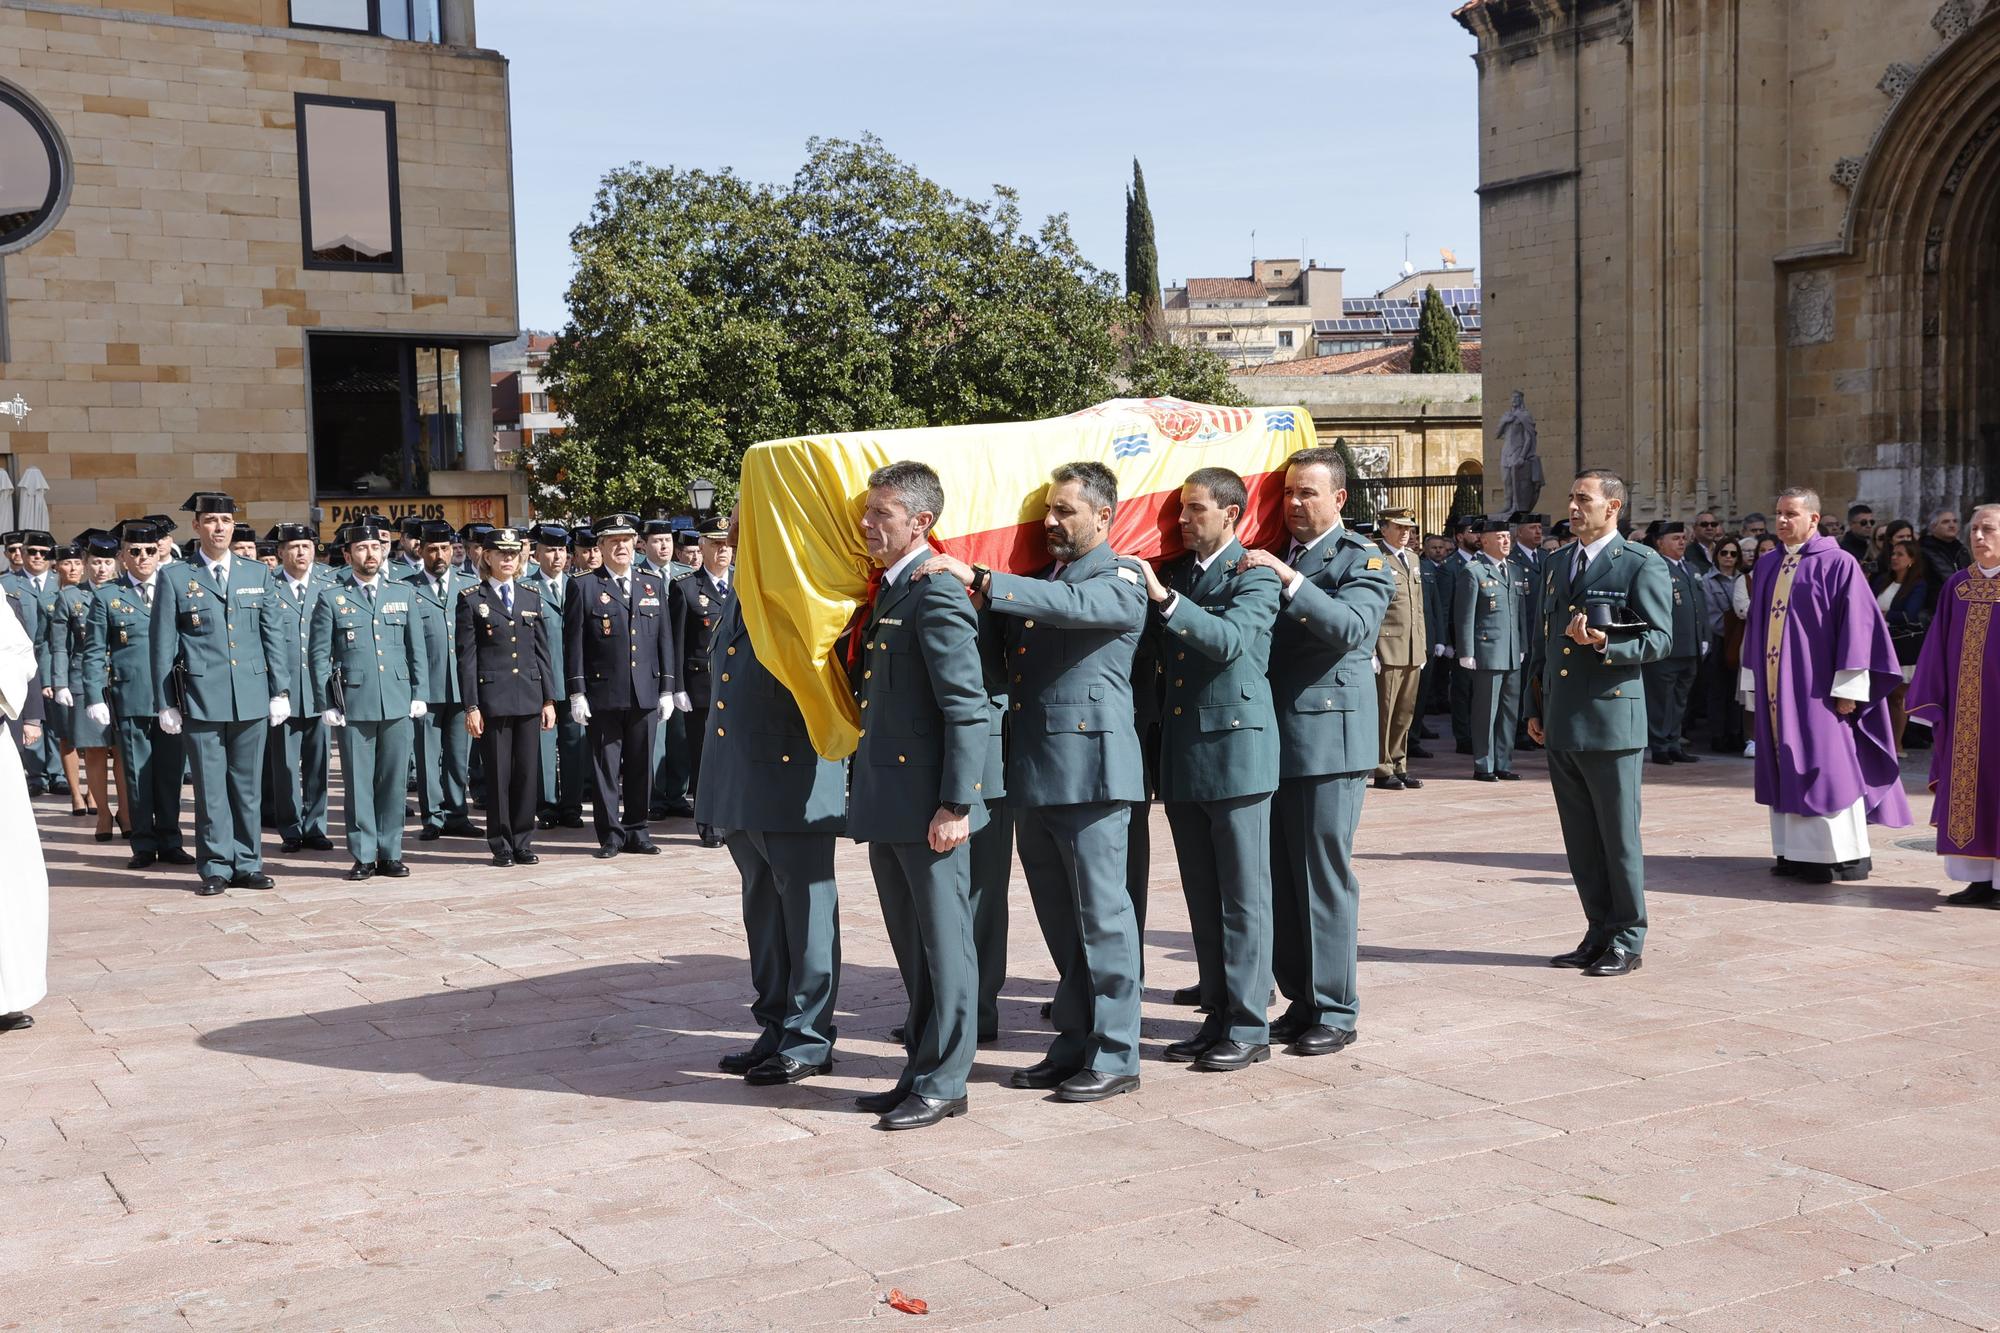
[1050,461,1118,517]
[1968,503,1999,527]
[867,460,944,527]
[1778,486,1822,514]
[1929,506,1961,530]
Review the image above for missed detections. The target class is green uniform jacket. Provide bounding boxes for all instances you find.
[1152,538,1280,803]
[49,583,96,696]
[1454,554,1526,671]
[308,575,432,721]
[846,565,992,844]
[1659,557,1710,659]
[270,567,339,705]
[693,596,846,834]
[1509,546,1546,646]
[1267,525,1395,779]
[984,540,1148,808]
[1526,534,1675,751]
[519,567,570,695]
[17,575,58,683]
[403,567,477,706]
[149,556,290,721]
[83,578,161,718]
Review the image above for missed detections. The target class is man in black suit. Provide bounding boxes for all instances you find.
[459,528,558,867]
[563,513,678,858]
[668,515,734,848]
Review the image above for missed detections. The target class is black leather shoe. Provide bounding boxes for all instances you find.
[856,1087,909,1114]
[744,1054,832,1086]
[1833,857,1872,882]
[1494,771,1521,781]
[95,829,115,843]
[515,852,540,866]
[375,860,409,878]
[1408,744,1434,759]
[1456,741,1474,755]
[1038,1001,1053,1021]
[1193,1040,1271,1072]
[441,820,483,839]
[1289,1025,1358,1057]
[1163,1033,1219,1063]
[1771,857,1798,877]
[158,849,196,866]
[280,838,303,854]
[697,826,725,848]
[0,1012,34,1033]
[1792,863,1836,884]
[1650,749,1675,765]
[229,871,274,890]
[1473,772,1499,782]
[1268,1011,1310,1043]
[1672,751,1699,764]
[629,841,661,855]
[346,863,376,882]
[418,827,443,841]
[592,845,619,859]
[1055,1070,1139,1102]
[1399,775,1425,789]
[889,1026,908,1044]
[879,1094,968,1130]
[560,812,585,829]
[490,854,514,868]
[1584,949,1643,977]
[1945,881,1999,907]
[127,852,156,870]
[301,833,335,851]
[1009,1058,1081,1090]
[1170,984,1202,1007]
[537,812,559,829]
[1372,775,1405,791]
[196,877,226,896]
[717,1047,775,1075]
[1549,939,1607,969]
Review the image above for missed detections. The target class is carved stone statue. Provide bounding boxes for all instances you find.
[1497,389,1543,516]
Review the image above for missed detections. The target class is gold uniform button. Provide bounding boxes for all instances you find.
[781,754,791,763]
[727,647,736,655]
[1560,668,1569,677]
[715,726,726,737]
[1011,702,1021,711]
[716,700,725,710]
[1173,706,1183,716]
[1173,678,1183,687]
[1612,689,1622,697]
[863,670,872,679]
[898,754,907,763]
[1024,619,1035,629]
[1562,647,1572,656]
[974,783,982,791]
[720,673,729,682]
[1076,722,1086,731]
[1230,719,1241,727]
[861,700,869,709]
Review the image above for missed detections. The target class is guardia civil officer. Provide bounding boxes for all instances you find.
[846,462,989,1129]
[921,462,1148,1103]
[312,520,432,881]
[150,493,292,896]
[1525,469,1673,977]
[13,531,60,794]
[458,527,557,867]
[520,524,587,829]
[267,523,336,852]
[1454,516,1528,782]
[81,520,192,868]
[563,514,677,858]
[668,517,734,846]
[405,520,479,840]
[1137,467,1281,1072]
[1236,448,1394,1055]
[700,509,847,1087]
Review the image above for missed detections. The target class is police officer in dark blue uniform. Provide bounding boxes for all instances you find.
[669,516,733,847]
[458,527,557,867]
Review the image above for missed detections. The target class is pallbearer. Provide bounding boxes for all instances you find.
[1907,503,2000,906]
[458,527,557,868]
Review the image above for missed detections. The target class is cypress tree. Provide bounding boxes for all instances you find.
[1333,437,1378,525]
[1408,283,1465,375]
[1124,158,1165,344]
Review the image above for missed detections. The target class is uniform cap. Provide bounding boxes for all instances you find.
[112,519,164,546]
[181,492,238,516]
[231,523,256,545]
[417,519,457,544]
[254,540,279,559]
[593,513,640,538]
[696,514,730,540]
[52,542,83,561]
[674,528,701,549]
[400,516,428,538]
[340,520,392,545]
[0,531,19,546]
[78,529,123,558]
[1510,511,1549,527]
[274,522,317,544]
[641,518,677,537]
[1656,520,1687,536]
[18,530,54,551]
[479,526,525,552]
[458,521,494,544]
[568,525,596,548]
[528,522,569,547]
[1377,507,1418,529]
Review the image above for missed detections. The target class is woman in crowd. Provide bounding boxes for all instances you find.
[1704,539,1748,753]
[69,538,131,842]
[1871,519,1914,582]
[1871,537,1931,754]
[47,544,94,817]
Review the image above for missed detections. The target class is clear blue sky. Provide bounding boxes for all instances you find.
[477,1,1481,332]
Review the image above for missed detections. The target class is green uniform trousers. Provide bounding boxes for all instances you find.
[539,718,587,818]
[1643,657,1697,753]
[1449,659,1473,746]
[267,715,330,841]
[871,838,978,1100]
[727,829,841,1066]
[1166,793,1273,1043]
[184,719,266,881]
[649,710,692,815]
[338,719,412,866]
[1470,668,1522,776]
[1545,747,1649,954]
[1016,801,1141,1076]
[967,798,1013,1040]
[114,716,186,856]
[1271,773,1365,1032]
[414,703,471,830]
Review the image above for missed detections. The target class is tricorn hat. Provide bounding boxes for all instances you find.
[181,492,238,516]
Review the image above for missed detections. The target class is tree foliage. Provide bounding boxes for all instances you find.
[1333,437,1378,525]
[532,136,1142,515]
[1118,306,1247,406]
[1123,159,1165,345]
[1408,284,1465,375]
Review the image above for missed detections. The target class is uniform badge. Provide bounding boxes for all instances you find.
[599,592,611,605]
[334,594,347,607]
[1366,557,1384,570]
[190,613,200,627]
[1115,567,1140,585]
[118,630,128,645]
[476,602,490,618]
[698,594,710,607]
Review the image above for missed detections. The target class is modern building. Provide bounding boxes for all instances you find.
[1312,266,1482,358]
[1455,0,2000,522]
[491,331,565,467]
[0,0,522,537]
[1165,260,1482,367]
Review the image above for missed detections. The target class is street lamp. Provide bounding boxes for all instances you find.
[688,476,716,517]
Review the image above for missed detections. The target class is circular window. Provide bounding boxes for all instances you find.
[0,84,65,253]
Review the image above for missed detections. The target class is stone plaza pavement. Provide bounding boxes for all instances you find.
[4,748,1998,1331]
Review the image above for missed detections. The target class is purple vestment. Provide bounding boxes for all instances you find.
[1742,536,1911,826]
[1905,568,2000,859]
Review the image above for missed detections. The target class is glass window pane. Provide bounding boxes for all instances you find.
[291,0,370,30]
[299,99,399,269]
[0,93,61,251]
[379,0,409,40]
[409,0,440,42]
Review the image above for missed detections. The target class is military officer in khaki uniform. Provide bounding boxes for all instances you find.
[1371,508,1427,791]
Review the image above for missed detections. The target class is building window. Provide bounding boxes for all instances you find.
[0,84,67,254]
[1278,330,1295,349]
[1216,331,1233,342]
[308,334,462,496]
[1195,332,1208,342]
[295,95,402,271]
[291,0,440,41]
[528,392,550,414]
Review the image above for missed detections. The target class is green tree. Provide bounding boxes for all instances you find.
[1123,159,1165,345]
[533,136,1129,515]
[1332,437,1378,525]
[1450,467,1484,521]
[1408,284,1465,375]
[1118,306,1247,405]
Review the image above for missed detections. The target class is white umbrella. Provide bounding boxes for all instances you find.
[14,467,47,530]
[0,469,13,531]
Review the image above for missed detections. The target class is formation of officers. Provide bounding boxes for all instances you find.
[1,499,734,896]
[693,454,1671,1132]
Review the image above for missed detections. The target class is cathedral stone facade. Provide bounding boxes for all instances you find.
[1456,0,2000,525]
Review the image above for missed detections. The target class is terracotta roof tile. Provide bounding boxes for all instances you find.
[1232,340,1482,377]
[1185,278,1267,301]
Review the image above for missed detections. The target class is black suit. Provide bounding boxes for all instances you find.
[458,580,557,858]
[668,567,732,803]
[563,565,678,850]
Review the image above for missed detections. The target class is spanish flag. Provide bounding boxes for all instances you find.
[736,397,1316,760]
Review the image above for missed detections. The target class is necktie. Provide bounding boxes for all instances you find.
[618,575,630,604]
[363,582,376,605]
[140,580,153,609]
[715,579,727,595]
[1288,541,1306,566]
[1574,547,1589,585]
[500,582,512,616]
[843,567,885,667]
[1047,562,1066,581]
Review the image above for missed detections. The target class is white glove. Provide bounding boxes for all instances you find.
[1433,643,1452,658]
[1458,656,1477,670]
[673,691,692,713]
[1371,656,1381,675]
[658,692,676,719]
[409,699,428,720]
[321,708,345,728]
[86,702,111,727]
[269,695,292,727]
[158,706,182,735]
[54,687,73,707]
[1700,642,1711,657]
[569,693,591,726]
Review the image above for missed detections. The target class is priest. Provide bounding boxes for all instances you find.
[1738,488,1911,883]
[1,584,48,1033]
[1905,503,2000,906]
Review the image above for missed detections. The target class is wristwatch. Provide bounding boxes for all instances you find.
[971,565,992,596]
[942,802,971,817]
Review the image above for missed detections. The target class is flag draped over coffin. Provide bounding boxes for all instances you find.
[735,397,1317,760]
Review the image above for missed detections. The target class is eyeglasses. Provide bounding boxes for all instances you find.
[1697,519,1720,527]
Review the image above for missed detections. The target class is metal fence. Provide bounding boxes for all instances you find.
[1346,470,1484,537]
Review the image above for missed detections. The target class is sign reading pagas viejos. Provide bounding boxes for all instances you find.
[320,496,507,529]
